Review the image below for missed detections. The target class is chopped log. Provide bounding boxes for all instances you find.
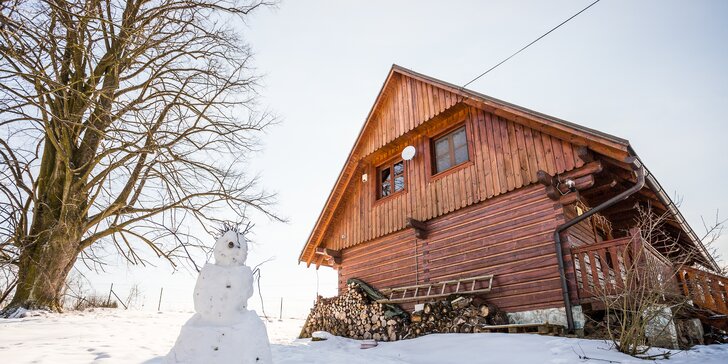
[459,324,473,333]
[300,285,513,342]
[423,302,434,315]
[478,304,494,318]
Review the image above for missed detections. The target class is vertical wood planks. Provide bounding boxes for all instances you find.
[319,74,587,251]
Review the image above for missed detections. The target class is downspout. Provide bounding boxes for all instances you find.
[553,157,645,332]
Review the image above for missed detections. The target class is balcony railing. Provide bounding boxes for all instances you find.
[571,232,675,302]
[677,266,728,316]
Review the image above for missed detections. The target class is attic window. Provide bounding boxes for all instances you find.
[378,160,405,199]
[432,126,469,174]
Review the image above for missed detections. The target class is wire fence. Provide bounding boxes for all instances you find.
[94,280,320,320]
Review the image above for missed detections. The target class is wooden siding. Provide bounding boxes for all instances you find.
[360,73,459,157]
[301,66,634,265]
[320,103,586,252]
[338,184,566,313]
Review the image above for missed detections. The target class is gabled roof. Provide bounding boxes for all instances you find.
[299,65,718,271]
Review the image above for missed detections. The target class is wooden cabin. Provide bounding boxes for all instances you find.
[298,65,727,332]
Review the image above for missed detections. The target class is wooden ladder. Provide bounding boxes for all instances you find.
[376,274,494,304]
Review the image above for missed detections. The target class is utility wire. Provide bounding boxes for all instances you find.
[462,0,602,89]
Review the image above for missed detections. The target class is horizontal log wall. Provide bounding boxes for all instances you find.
[338,184,567,313]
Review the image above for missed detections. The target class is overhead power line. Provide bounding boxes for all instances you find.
[462,0,602,89]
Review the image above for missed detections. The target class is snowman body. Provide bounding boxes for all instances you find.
[165,229,272,363]
[194,263,253,325]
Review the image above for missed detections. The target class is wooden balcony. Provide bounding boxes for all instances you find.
[570,233,676,303]
[570,231,728,322]
[678,266,728,316]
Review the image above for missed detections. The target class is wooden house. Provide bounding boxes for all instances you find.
[298,65,727,333]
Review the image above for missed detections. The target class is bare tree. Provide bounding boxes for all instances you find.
[0,0,278,315]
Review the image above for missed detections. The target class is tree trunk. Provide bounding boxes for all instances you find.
[5,235,79,313]
[2,139,86,316]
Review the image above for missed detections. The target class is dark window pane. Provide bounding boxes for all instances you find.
[380,167,391,183]
[394,175,404,192]
[380,167,391,198]
[454,144,468,165]
[381,181,391,197]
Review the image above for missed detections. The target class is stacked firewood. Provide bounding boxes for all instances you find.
[407,296,508,338]
[300,283,508,341]
[299,283,406,341]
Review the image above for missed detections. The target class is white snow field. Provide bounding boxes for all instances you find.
[1,309,727,364]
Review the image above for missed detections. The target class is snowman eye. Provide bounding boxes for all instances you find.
[227,242,234,248]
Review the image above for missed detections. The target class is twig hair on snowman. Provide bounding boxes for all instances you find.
[213,222,251,266]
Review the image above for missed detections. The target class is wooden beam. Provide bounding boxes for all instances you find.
[576,146,593,163]
[559,161,603,180]
[315,247,342,265]
[601,200,640,216]
[545,186,561,200]
[540,161,602,200]
[583,179,618,196]
[537,170,556,186]
[572,175,595,190]
[559,191,580,206]
[406,218,428,239]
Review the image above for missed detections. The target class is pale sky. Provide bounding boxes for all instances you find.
[83,0,728,318]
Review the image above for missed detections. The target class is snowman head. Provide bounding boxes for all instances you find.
[213,226,248,266]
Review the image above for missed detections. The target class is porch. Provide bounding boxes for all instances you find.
[570,231,728,319]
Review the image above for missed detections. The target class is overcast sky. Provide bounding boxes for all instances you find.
[84,0,728,318]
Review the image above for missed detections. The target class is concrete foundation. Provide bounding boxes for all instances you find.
[507,305,585,331]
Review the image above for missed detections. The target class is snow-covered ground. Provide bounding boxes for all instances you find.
[1,309,727,363]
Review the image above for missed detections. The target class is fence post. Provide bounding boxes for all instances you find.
[279,297,283,321]
[107,283,113,306]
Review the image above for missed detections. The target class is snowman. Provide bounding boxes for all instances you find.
[165,227,273,364]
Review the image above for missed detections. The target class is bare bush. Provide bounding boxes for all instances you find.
[587,206,723,358]
[62,271,118,310]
